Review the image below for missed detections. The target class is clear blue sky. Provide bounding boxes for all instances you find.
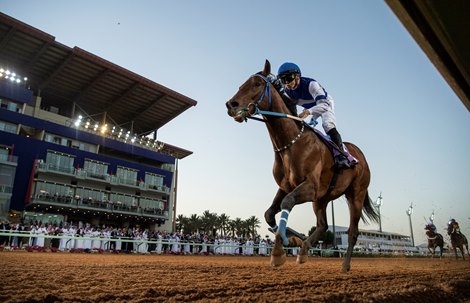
[3,1,469,245]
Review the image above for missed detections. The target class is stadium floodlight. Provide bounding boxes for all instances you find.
[100,124,108,135]
[0,67,27,84]
[374,192,383,232]
[406,203,414,247]
[74,115,83,127]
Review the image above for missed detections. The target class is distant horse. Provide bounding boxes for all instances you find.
[226,60,379,272]
[447,223,469,260]
[424,224,444,258]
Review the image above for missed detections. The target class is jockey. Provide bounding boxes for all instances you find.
[429,223,437,233]
[277,62,350,168]
[449,219,461,234]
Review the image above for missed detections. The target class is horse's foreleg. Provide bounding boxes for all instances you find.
[270,233,287,267]
[271,184,313,267]
[264,189,286,234]
[297,201,328,264]
[267,189,286,267]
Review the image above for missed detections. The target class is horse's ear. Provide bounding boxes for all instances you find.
[263,60,271,76]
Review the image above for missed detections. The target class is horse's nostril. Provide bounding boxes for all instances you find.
[227,100,238,109]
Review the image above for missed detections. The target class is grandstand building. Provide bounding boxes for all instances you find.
[0,13,197,231]
[333,226,416,252]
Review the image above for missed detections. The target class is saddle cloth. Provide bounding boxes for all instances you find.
[306,123,359,167]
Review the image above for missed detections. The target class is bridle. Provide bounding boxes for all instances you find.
[239,73,305,152]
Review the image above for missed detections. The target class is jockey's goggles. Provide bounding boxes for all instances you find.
[280,73,297,84]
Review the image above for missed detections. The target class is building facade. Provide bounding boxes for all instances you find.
[333,226,416,252]
[0,13,197,231]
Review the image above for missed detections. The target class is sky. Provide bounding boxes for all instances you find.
[2,1,469,245]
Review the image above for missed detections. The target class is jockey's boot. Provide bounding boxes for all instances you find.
[327,128,350,168]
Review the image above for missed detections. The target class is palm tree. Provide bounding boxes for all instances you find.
[231,217,244,238]
[245,216,261,238]
[187,214,201,234]
[175,214,187,233]
[200,210,218,236]
[218,213,230,236]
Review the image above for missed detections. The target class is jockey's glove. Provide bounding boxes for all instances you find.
[299,109,310,119]
[309,118,318,126]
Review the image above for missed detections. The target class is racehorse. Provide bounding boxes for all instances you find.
[226,60,379,272]
[447,223,469,260]
[424,224,444,258]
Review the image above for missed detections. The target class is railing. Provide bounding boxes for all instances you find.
[33,193,168,219]
[0,231,437,257]
[0,184,13,194]
[0,231,290,255]
[0,154,18,163]
[37,161,170,193]
[37,162,74,175]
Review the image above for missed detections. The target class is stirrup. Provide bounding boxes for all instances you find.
[336,156,351,168]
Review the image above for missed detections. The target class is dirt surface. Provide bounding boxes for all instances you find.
[1,252,470,303]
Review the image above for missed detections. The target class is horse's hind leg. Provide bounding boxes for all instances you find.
[342,190,367,273]
[297,200,328,264]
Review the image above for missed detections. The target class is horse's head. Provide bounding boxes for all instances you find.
[447,222,453,235]
[226,60,275,122]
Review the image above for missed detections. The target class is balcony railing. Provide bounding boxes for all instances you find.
[33,193,168,219]
[36,160,170,193]
[0,154,18,164]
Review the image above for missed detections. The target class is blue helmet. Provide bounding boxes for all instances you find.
[278,62,301,77]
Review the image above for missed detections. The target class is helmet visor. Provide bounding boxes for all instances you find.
[280,73,296,84]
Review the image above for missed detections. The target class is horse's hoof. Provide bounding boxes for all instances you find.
[270,252,287,267]
[296,254,307,264]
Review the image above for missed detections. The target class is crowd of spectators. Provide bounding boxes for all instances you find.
[0,220,292,256]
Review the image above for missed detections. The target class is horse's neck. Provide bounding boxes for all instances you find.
[264,95,309,149]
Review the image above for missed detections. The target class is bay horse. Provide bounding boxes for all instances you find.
[424,224,444,258]
[447,223,469,260]
[226,60,379,272]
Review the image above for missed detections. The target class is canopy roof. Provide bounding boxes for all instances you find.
[386,0,470,111]
[0,13,197,158]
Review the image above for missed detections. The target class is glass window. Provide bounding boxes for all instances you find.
[110,193,136,207]
[117,166,138,186]
[0,120,17,134]
[46,151,75,174]
[145,172,164,188]
[7,101,18,112]
[84,159,108,178]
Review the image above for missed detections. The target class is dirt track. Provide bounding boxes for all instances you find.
[1,252,470,303]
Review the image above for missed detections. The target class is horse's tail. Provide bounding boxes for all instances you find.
[361,191,380,224]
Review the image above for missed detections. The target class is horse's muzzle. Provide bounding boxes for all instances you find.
[226,100,246,123]
[226,100,258,123]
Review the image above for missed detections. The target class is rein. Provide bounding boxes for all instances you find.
[244,74,305,153]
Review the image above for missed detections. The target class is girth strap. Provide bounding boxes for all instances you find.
[325,166,340,196]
